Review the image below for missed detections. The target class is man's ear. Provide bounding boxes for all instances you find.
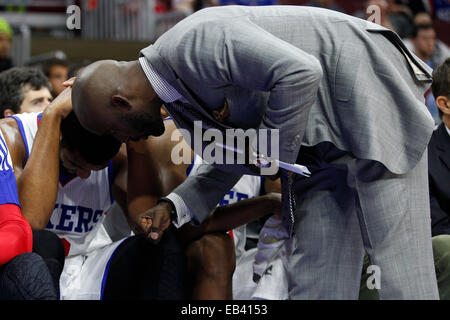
[111,95,132,111]
[436,96,450,116]
[3,109,15,118]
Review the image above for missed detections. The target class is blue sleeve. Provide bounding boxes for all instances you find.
[0,133,20,207]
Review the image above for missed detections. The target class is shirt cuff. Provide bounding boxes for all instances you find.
[165,193,195,228]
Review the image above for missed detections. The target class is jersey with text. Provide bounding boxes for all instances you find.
[11,112,113,256]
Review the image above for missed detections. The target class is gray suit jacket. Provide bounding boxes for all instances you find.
[140,6,435,231]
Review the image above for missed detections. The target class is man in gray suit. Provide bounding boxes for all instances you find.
[71,6,439,299]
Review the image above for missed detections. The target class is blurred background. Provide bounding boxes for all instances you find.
[0,0,449,120]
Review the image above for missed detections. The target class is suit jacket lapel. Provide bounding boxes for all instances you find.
[366,25,433,82]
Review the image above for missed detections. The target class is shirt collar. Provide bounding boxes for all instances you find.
[139,57,183,103]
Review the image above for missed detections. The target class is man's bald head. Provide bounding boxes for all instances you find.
[72,59,165,142]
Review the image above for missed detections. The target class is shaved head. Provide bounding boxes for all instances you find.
[72,59,165,142]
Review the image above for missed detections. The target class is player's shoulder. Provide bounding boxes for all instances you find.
[0,117,21,144]
[0,117,27,165]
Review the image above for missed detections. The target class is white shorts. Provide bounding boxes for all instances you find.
[60,237,130,300]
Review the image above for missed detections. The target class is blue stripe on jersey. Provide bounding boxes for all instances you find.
[185,153,196,176]
[163,116,172,121]
[99,236,131,300]
[9,115,30,160]
[107,160,114,205]
[59,172,77,186]
[37,112,43,125]
[0,134,20,206]
[259,176,265,196]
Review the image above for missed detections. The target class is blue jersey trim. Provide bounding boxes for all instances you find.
[107,160,114,205]
[100,236,131,300]
[186,153,196,177]
[259,176,265,196]
[9,115,30,160]
[0,134,20,207]
[163,116,172,121]
[59,172,77,186]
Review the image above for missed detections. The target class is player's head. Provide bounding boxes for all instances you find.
[72,59,165,143]
[432,58,450,122]
[0,67,52,118]
[60,111,121,179]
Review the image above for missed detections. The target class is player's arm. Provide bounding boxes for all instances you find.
[177,192,281,244]
[177,178,282,243]
[111,144,128,215]
[14,88,72,229]
[126,120,191,234]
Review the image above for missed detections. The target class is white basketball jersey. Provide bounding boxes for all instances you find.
[187,153,262,261]
[11,112,113,257]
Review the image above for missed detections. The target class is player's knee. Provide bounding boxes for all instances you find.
[187,232,236,280]
[0,216,33,265]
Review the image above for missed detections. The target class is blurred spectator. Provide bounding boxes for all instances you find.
[172,0,195,14]
[0,18,13,73]
[411,24,437,65]
[358,0,414,38]
[43,58,69,98]
[428,58,450,237]
[0,67,52,118]
[305,0,344,12]
[404,13,450,68]
[406,22,450,122]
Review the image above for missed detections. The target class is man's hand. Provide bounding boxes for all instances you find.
[135,201,173,243]
[265,192,282,217]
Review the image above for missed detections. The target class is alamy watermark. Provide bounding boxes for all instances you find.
[366,264,381,290]
[170,121,280,176]
[66,5,81,30]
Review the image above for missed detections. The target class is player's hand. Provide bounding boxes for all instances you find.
[62,77,76,88]
[43,86,73,120]
[136,201,172,243]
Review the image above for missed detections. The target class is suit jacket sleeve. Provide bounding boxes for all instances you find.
[169,164,243,224]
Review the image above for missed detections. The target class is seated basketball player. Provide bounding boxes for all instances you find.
[0,126,57,300]
[0,84,281,299]
[0,86,187,299]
